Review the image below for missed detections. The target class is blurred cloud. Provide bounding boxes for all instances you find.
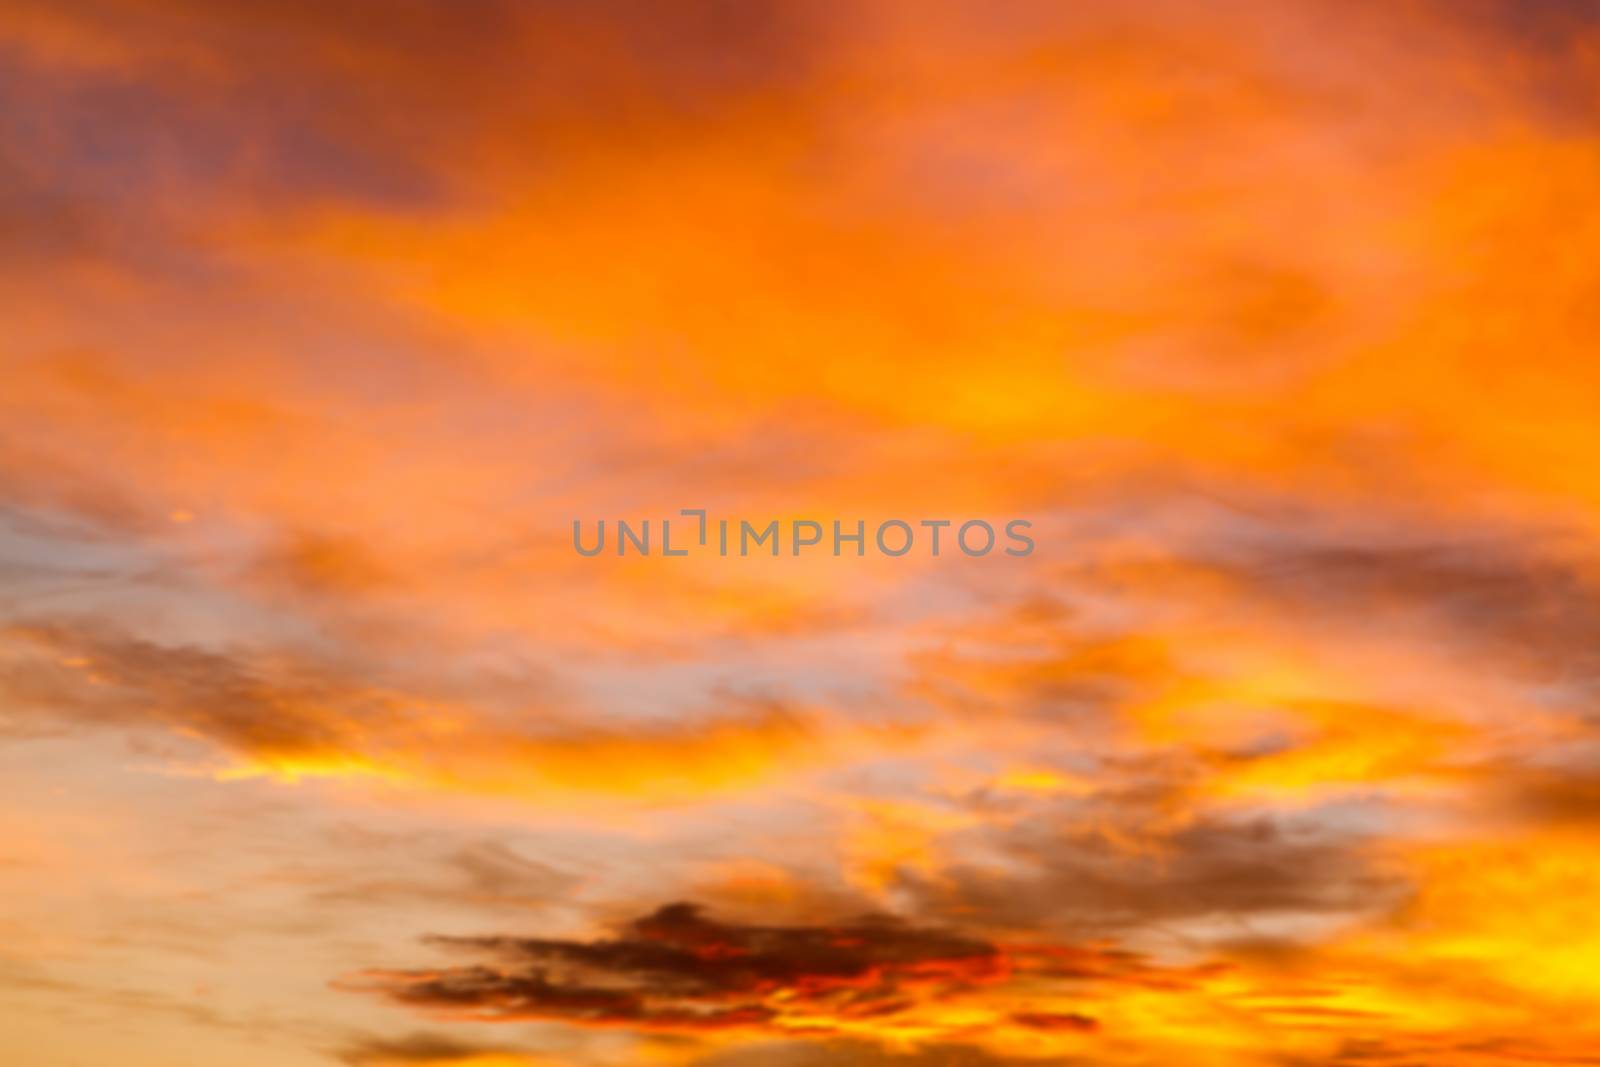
[5,1,1600,1065]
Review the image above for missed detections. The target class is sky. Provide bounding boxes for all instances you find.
[3,1,1600,1064]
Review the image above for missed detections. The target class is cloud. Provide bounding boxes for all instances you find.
[339,1032,484,1064]
[1200,535,1600,686]
[691,1039,1078,1067]
[340,902,1193,1043]
[0,620,845,799]
[863,784,1401,943]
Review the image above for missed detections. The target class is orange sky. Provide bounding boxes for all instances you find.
[4,1,1600,1065]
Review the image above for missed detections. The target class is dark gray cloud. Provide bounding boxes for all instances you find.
[340,902,1191,1037]
[348,902,1001,1031]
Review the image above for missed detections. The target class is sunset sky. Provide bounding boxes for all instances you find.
[5,2,1600,1065]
